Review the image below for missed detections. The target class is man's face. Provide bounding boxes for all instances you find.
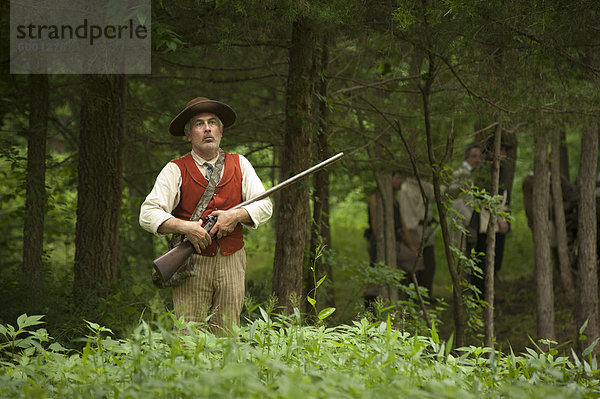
[466,147,482,169]
[499,146,508,162]
[392,173,403,190]
[185,112,223,156]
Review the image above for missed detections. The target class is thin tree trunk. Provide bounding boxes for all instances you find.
[374,172,398,301]
[420,54,465,347]
[395,124,432,328]
[272,19,316,314]
[484,122,501,348]
[307,38,334,311]
[23,74,48,295]
[550,129,575,297]
[576,123,599,354]
[559,131,570,181]
[533,131,555,340]
[500,131,518,197]
[74,75,127,298]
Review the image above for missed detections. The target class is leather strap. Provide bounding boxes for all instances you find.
[189,149,225,221]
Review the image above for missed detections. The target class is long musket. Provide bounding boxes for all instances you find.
[153,152,345,282]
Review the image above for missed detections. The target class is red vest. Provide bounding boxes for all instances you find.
[171,152,244,257]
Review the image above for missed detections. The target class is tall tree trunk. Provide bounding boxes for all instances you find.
[74,75,127,298]
[533,131,555,340]
[306,38,335,312]
[272,19,316,314]
[576,123,599,354]
[374,171,397,301]
[484,122,501,348]
[421,54,465,347]
[559,131,570,181]
[363,105,397,302]
[22,74,48,296]
[550,129,575,297]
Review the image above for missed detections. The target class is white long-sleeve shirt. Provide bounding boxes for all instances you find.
[139,151,273,236]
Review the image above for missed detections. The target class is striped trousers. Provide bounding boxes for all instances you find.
[172,248,246,335]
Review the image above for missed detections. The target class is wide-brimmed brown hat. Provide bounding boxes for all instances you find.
[169,97,236,136]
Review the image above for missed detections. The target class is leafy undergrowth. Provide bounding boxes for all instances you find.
[1,313,598,398]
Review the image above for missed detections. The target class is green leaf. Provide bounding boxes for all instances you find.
[16,314,45,330]
[317,307,336,320]
[249,320,258,341]
[378,305,395,314]
[48,342,68,353]
[579,320,589,336]
[445,333,454,357]
[85,320,100,332]
[259,307,269,323]
[307,296,316,308]
[431,322,439,345]
[315,275,327,289]
[582,337,600,357]
[0,324,9,337]
[386,314,392,337]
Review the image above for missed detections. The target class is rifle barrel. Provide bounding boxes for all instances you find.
[231,152,344,210]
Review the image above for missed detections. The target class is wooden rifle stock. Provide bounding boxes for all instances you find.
[152,152,344,282]
[153,241,194,281]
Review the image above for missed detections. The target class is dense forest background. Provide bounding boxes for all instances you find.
[1,0,599,354]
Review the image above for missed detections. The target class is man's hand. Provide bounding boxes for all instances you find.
[183,220,212,253]
[497,217,509,234]
[410,244,420,255]
[157,218,211,254]
[209,208,251,239]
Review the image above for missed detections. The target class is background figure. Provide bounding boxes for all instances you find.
[469,143,511,298]
[448,143,483,254]
[399,176,437,297]
[363,172,417,308]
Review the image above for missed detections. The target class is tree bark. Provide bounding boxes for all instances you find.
[307,39,335,311]
[22,74,49,292]
[500,131,518,197]
[576,123,599,354]
[559,131,570,181]
[533,131,555,340]
[374,172,398,301]
[550,129,575,297]
[74,75,127,297]
[483,122,501,348]
[272,19,316,314]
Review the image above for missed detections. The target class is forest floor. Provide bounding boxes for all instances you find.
[494,272,579,353]
[436,272,580,354]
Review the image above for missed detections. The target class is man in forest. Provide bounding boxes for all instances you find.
[469,142,511,298]
[399,176,437,298]
[448,142,483,254]
[139,97,273,334]
[363,172,418,308]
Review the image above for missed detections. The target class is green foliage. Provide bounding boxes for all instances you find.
[0,314,48,360]
[1,314,598,398]
[306,245,336,322]
[152,23,185,53]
